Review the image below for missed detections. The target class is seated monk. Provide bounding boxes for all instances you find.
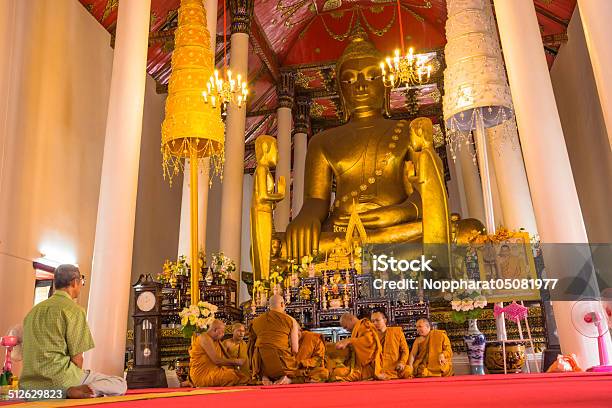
[294,328,329,383]
[408,318,453,377]
[190,319,249,387]
[332,313,384,381]
[371,310,412,379]
[248,294,299,385]
[222,322,250,379]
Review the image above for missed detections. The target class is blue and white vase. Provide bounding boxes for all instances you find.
[464,319,486,375]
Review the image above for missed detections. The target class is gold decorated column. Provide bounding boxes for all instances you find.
[161,0,225,305]
[176,0,219,260]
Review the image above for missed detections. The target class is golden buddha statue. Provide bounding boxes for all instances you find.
[283,24,441,261]
[250,135,286,282]
[251,24,482,279]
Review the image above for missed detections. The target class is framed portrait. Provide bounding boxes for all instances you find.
[472,230,539,302]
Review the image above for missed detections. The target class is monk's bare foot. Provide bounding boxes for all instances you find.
[262,376,273,386]
[180,380,193,388]
[274,376,292,385]
[66,385,94,399]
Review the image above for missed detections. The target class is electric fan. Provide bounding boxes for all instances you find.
[571,298,612,372]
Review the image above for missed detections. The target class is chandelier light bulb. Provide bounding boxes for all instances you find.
[204,68,248,109]
[381,47,433,89]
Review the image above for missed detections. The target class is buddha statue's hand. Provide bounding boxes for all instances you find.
[285,213,321,261]
[336,204,418,228]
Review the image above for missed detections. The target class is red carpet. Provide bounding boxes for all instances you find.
[4,372,612,408]
[116,372,612,408]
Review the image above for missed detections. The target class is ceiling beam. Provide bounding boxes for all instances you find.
[534,4,569,27]
[249,15,280,82]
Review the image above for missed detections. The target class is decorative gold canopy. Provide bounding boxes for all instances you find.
[161,0,225,184]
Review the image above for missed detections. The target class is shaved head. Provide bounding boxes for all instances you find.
[268,294,286,311]
[231,322,246,341]
[371,311,388,332]
[340,313,358,331]
[416,318,431,337]
[208,319,226,340]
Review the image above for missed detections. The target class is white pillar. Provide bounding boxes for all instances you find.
[577,0,612,148]
[176,0,217,259]
[274,71,294,232]
[85,0,151,376]
[446,146,469,217]
[487,123,538,233]
[292,96,310,216]
[219,2,252,280]
[177,160,209,257]
[457,143,486,222]
[292,132,307,215]
[494,0,608,369]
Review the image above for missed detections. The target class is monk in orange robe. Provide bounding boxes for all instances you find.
[222,322,250,379]
[189,320,249,387]
[248,294,299,385]
[371,311,412,379]
[294,329,329,383]
[408,318,453,377]
[332,313,384,381]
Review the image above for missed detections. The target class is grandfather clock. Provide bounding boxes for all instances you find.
[126,274,167,389]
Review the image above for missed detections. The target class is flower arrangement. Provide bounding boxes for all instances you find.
[156,251,206,283]
[210,252,235,282]
[178,301,218,339]
[446,289,488,324]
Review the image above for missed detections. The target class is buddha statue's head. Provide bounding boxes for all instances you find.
[254,134,279,167]
[336,22,390,121]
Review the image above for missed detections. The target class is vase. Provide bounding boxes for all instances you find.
[463,319,486,375]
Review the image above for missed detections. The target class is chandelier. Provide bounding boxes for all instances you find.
[380,0,433,89]
[381,48,432,88]
[203,69,248,108]
[202,0,248,109]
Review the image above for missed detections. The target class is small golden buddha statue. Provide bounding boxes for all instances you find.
[250,135,285,282]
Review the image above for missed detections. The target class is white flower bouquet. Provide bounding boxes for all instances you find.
[446,289,488,324]
[178,301,218,338]
[211,252,235,281]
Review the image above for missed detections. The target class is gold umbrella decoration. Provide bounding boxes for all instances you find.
[161,0,224,304]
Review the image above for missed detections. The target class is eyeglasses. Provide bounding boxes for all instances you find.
[74,275,86,286]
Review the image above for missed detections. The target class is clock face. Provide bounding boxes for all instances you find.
[136,291,156,312]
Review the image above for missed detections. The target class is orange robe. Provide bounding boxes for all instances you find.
[325,343,351,379]
[294,331,329,383]
[378,327,412,379]
[248,310,297,380]
[189,333,248,387]
[410,329,453,377]
[332,319,382,382]
[222,338,250,379]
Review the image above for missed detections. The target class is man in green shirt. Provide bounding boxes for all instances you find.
[20,264,127,398]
